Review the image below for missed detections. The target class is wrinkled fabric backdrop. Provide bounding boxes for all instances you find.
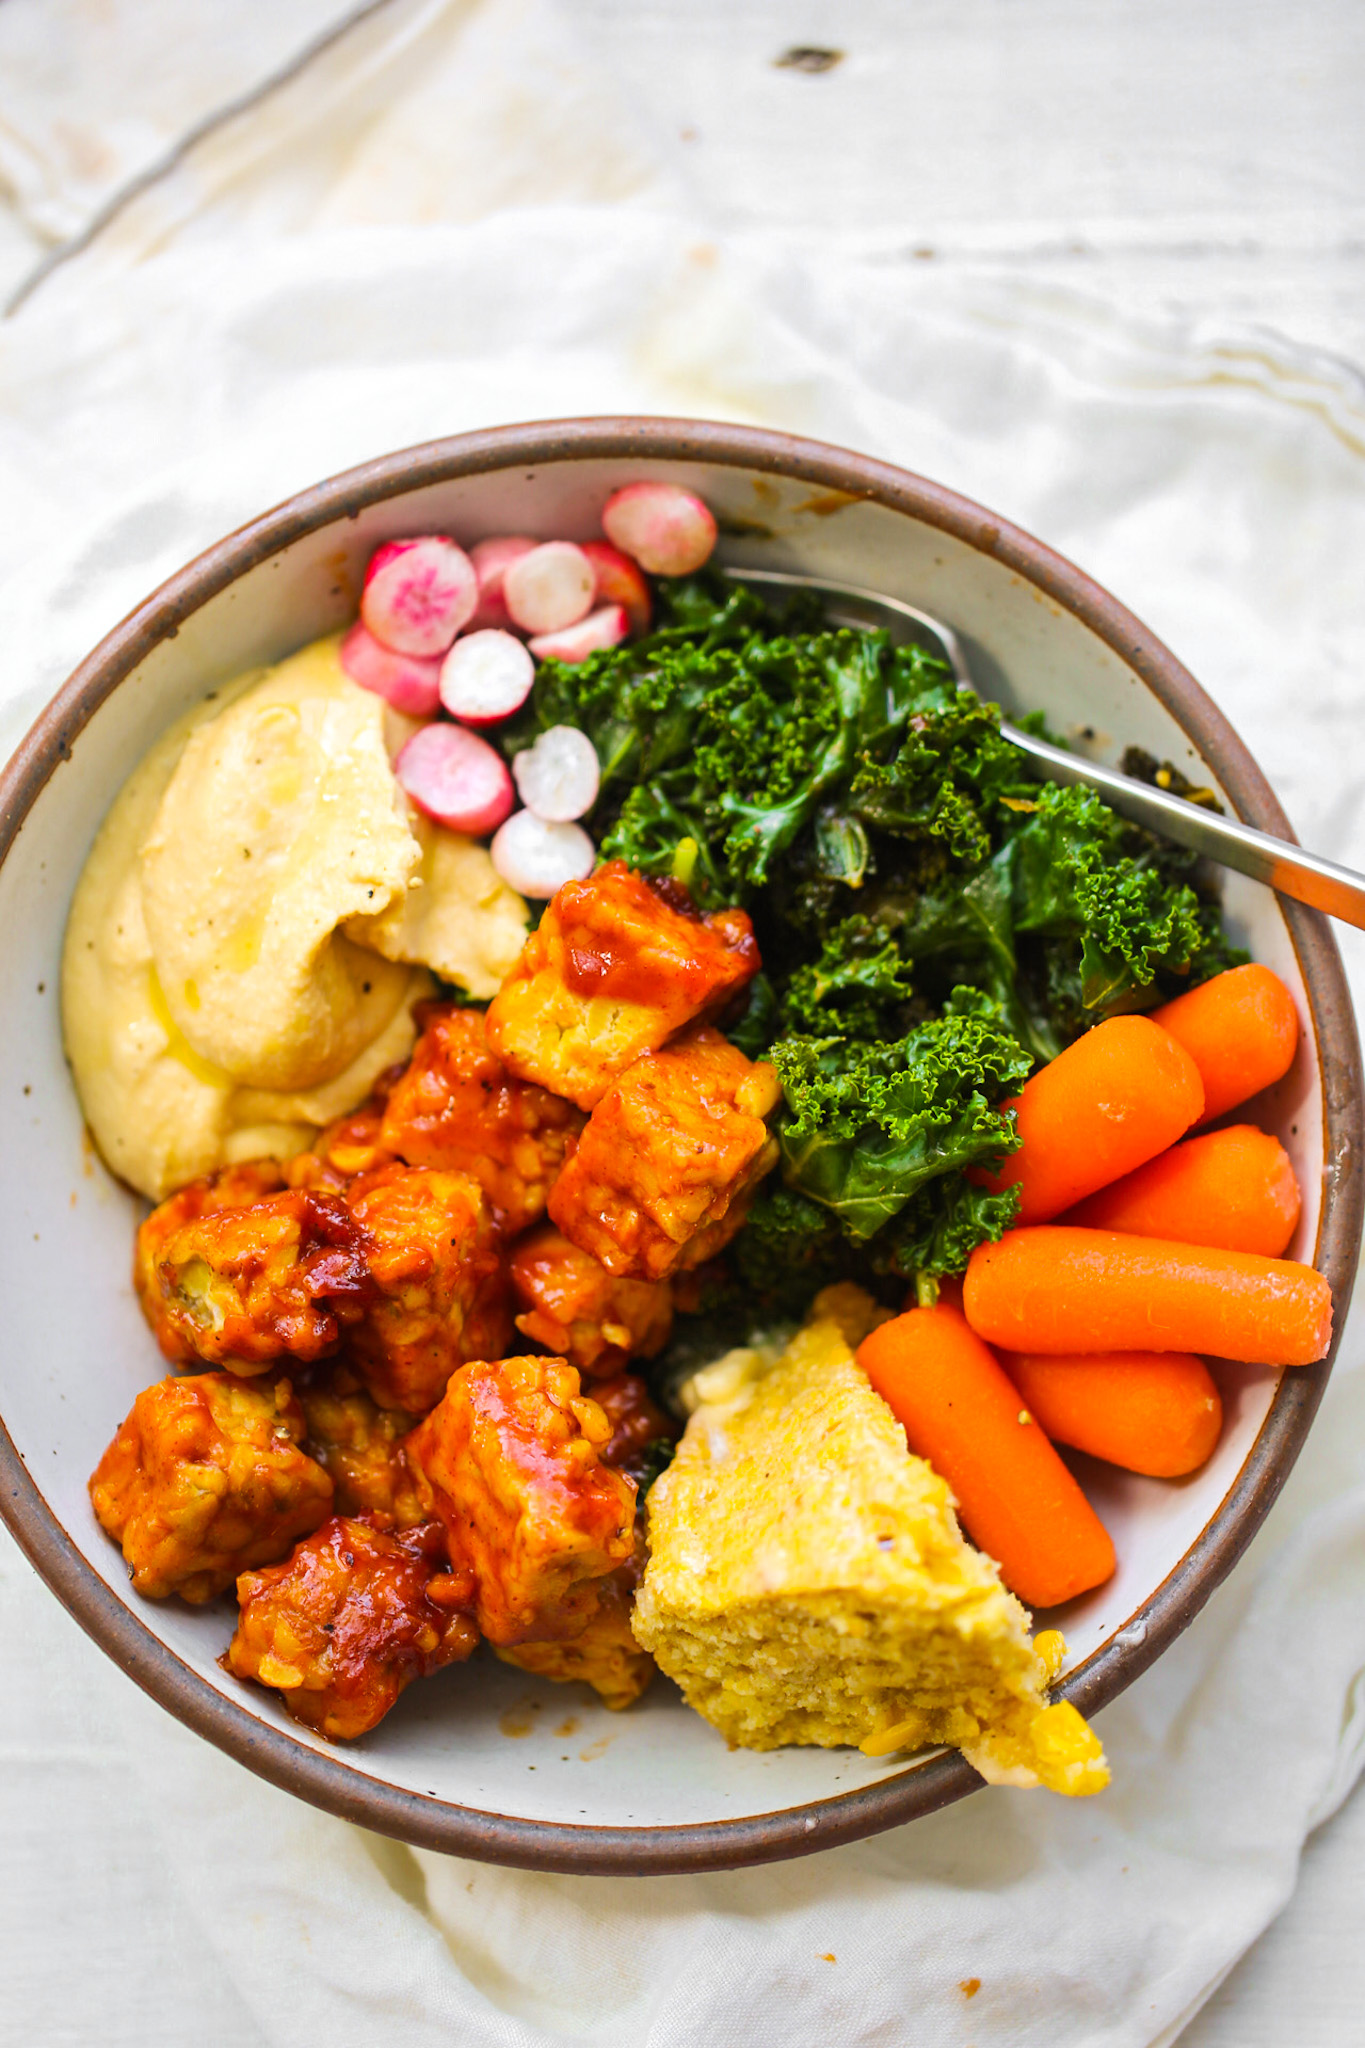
[1,3,1364,2043]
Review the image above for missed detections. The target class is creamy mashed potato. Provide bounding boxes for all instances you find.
[63,637,528,1199]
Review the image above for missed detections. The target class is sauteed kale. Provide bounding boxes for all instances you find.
[504,573,1241,1330]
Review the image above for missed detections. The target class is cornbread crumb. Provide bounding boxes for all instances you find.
[633,1291,1109,1794]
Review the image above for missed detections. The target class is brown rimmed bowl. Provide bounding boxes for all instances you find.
[0,418,1359,1874]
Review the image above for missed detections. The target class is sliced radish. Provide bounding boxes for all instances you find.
[439,629,536,727]
[601,482,717,577]
[361,535,478,657]
[503,542,595,636]
[528,604,629,666]
[490,811,595,898]
[394,722,515,835]
[581,541,652,636]
[468,535,537,631]
[339,622,443,718]
[512,726,601,823]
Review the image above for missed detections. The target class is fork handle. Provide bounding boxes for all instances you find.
[1003,723,1365,931]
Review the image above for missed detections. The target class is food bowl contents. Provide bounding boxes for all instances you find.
[61,637,526,1199]
[995,1350,1223,1479]
[467,536,537,632]
[1066,1124,1301,1254]
[503,541,596,636]
[581,541,652,635]
[339,622,443,717]
[601,482,717,576]
[394,721,517,835]
[90,1373,333,1603]
[488,811,597,897]
[528,605,630,665]
[633,1287,1108,1795]
[360,536,478,655]
[439,630,535,727]
[68,478,1332,1793]
[859,1303,1116,1610]
[227,1515,478,1739]
[510,725,601,822]
[485,860,760,1107]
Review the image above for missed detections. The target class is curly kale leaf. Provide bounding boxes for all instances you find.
[690,629,946,894]
[851,696,1036,865]
[515,579,952,907]
[871,1176,1021,1280]
[780,915,916,1039]
[1008,782,1234,1014]
[730,1183,851,1319]
[771,1009,1031,1242]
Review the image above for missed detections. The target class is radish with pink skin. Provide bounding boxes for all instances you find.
[503,541,595,636]
[581,541,652,635]
[339,622,443,718]
[361,535,478,656]
[439,630,535,727]
[467,535,537,631]
[491,811,595,899]
[512,726,601,823]
[528,604,629,666]
[601,482,717,576]
[394,722,515,835]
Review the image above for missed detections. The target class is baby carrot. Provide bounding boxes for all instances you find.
[980,1014,1204,1224]
[1151,963,1299,1124]
[1065,1124,1301,1257]
[858,1304,1116,1610]
[964,1226,1333,1365]
[998,1350,1223,1478]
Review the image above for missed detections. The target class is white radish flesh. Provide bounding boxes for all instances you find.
[394,722,515,835]
[491,811,595,899]
[339,622,443,717]
[467,535,537,631]
[361,535,478,656]
[581,541,652,635]
[528,604,628,665]
[512,726,601,823]
[440,629,535,726]
[601,482,717,576]
[503,541,595,635]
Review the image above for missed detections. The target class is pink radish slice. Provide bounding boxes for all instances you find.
[394,722,515,834]
[503,541,595,635]
[467,535,537,631]
[339,622,442,717]
[439,629,535,727]
[581,542,652,635]
[528,604,628,666]
[361,535,478,656]
[601,482,717,577]
[491,811,595,898]
[512,726,601,823]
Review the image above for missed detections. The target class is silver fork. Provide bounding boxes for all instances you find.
[724,566,1365,931]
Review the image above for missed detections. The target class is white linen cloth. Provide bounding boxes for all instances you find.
[1,5,1364,2043]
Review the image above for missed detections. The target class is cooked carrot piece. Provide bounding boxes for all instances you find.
[964,1227,1332,1366]
[1065,1124,1301,1257]
[857,1304,1116,1610]
[980,1015,1204,1225]
[998,1350,1223,1478]
[1151,964,1299,1124]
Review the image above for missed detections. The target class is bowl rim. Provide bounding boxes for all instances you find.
[1,415,1360,1874]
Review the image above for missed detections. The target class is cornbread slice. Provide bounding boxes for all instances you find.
[632,1287,1108,1794]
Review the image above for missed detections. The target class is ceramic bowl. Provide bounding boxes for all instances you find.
[1,420,1359,1874]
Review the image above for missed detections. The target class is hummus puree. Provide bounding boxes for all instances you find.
[62,636,528,1200]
